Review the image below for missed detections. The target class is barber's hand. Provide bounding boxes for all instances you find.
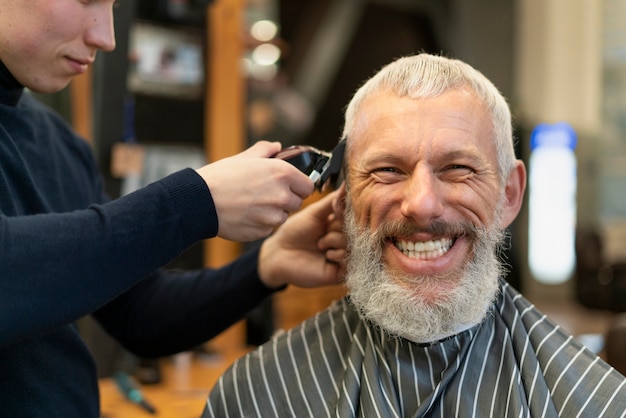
[195,141,314,242]
[258,190,347,289]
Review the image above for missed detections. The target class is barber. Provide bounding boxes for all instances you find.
[0,1,346,416]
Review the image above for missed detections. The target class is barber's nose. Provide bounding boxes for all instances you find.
[85,9,116,52]
[400,169,445,224]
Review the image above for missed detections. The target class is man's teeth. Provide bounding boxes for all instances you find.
[395,238,453,259]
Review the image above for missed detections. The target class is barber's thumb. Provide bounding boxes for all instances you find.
[308,190,337,218]
[240,140,282,158]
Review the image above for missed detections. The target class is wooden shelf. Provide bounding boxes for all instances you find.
[203,0,246,271]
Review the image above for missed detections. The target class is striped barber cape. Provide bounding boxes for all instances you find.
[203,281,626,417]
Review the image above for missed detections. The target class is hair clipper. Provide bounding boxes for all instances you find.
[275,139,346,191]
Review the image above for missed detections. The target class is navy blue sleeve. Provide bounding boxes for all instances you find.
[93,249,275,358]
[0,169,219,347]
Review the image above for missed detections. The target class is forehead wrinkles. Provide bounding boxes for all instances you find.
[346,90,496,171]
[347,110,415,165]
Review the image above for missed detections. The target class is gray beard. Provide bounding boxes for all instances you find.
[344,201,507,344]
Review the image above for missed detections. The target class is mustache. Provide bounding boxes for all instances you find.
[368,219,480,243]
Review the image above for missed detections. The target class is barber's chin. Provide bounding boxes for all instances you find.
[28,77,73,94]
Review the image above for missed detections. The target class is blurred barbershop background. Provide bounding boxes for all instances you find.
[37,0,626,415]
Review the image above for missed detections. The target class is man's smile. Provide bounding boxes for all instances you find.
[393,237,455,259]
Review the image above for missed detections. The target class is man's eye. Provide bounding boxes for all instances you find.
[373,167,398,173]
[370,167,404,183]
[448,164,473,172]
[442,165,475,180]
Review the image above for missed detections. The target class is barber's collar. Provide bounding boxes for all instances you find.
[0,60,25,106]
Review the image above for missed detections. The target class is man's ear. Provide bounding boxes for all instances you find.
[500,160,527,229]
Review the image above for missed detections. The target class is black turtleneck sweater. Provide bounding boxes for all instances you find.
[0,62,274,417]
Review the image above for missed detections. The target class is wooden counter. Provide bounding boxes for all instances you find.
[99,347,251,418]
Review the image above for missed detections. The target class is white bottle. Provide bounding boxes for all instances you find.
[528,122,577,284]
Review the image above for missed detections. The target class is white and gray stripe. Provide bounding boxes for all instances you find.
[203,281,626,417]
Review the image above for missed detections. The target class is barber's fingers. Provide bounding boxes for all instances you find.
[325,248,347,266]
[194,142,318,242]
[237,206,290,239]
[318,215,345,243]
[250,142,315,200]
[282,165,316,200]
[214,168,311,241]
[320,233,346,264]
[236,140,282,158]
[232,141,314,198]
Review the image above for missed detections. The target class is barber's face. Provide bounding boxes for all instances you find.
[345,89,502,303]
[0,0,117,93]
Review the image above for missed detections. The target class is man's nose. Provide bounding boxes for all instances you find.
[85,8,116,52]
[400,169,445,224]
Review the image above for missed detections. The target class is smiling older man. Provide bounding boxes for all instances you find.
[202,53,626,417]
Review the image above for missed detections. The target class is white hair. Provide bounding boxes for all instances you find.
[342,53,516,180]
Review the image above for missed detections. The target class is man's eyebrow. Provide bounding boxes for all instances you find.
[359,152,405,166]
[439,149,489,165]
[360,148,488,164]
